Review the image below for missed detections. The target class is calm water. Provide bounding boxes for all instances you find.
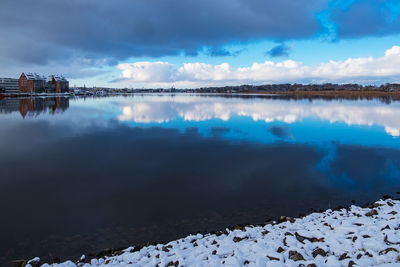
[1,94,400,263]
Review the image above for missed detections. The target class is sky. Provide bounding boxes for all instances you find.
[1,0,400,88]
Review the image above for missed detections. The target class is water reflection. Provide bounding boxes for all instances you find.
[0,94,399,263]
[0,97,69,118]
[116,95,400,137]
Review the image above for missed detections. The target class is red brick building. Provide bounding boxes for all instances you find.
[19,73,47,93]
[48,75,69,93]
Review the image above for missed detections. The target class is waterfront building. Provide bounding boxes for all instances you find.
[48,75,69,93]
[19,73,47,93]
[0,78,19,94]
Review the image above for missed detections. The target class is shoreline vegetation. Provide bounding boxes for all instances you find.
[14,195,400,267]
[3,83,400,99]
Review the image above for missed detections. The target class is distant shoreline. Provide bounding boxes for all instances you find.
[2,90,400,96]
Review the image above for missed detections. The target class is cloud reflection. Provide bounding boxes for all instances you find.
[118,95,400,137]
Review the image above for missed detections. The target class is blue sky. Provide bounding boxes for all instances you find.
[1,0,400,88]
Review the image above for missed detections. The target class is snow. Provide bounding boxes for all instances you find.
[37,199,400,266]
[25,72,46,81]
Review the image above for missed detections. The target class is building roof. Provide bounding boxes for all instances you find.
[52,75,68,82]
[24,73,47,81]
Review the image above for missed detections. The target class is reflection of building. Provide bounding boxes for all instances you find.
[0,97,70,118]
[0,98,19,114]
[0,78,19,94]
[19,73,47,93]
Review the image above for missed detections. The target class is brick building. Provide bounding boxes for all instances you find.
[19,73,47,93]
[48,75,69,93]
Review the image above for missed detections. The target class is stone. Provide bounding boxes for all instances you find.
[339,253,350,261]
[365,209,378,216]
[4,260,26,267]
[312,248,327,258]
[233,236,247,242]
[379,247,399,255]
[288,250,305,261]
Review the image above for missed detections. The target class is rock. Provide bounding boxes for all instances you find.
[288,250,305,261]
[233,236,247,242]
[295,232,324,243]
[277,247,284,253]
[3,260,26,267]
[365,209,378,216]
[381,225,391,230]
[53,257,61,264]
[369,203,384,208]
[27,258,40,267]
[307,264,317,267]
[261,230,270,235]
[384,235,400,245]
[348,260,356,267]
[312,248,327,258]
[97,248,115,258]
[267,256,280,261]
[279,216,287,223]
[244,260,250,265]
[231,225,246,231]
[295,233,306,243]
[382,195,391,200]
[339,253,350,261]
[279,216,294,223]
[379,247,399,255]
[167,261,179,267]
[365,252,373,257]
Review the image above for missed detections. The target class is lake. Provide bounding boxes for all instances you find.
[1,94,400,263]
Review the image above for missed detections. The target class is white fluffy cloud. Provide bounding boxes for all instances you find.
[117,46,400,87]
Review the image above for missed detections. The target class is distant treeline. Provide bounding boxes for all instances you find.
[187,83,400,93]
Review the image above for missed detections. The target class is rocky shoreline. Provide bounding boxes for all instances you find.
[10,195,399,267]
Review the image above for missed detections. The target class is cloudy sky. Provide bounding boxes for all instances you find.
[1,0,400,88]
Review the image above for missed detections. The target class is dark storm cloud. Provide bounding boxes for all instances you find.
[1,0,400,70]
[266,44,291,58]
[328,0,400,38]
[207,47,246,57]
[0,0,327,66]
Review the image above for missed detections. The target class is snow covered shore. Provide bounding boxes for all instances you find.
[34,198,400,267]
